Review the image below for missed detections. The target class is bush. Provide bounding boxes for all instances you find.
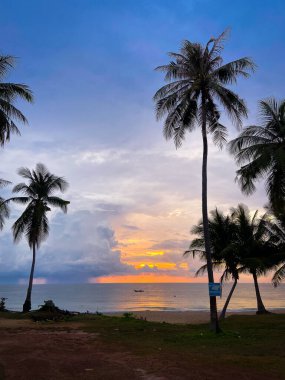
[123,312,134,319]
[29,300,72,322]
[0,298,8,312]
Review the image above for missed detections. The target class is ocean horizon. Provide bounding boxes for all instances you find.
[1,283,284,313]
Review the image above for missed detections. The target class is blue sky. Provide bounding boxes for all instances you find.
[1,0,285,284]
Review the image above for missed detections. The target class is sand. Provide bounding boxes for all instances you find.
[108,309,285,324]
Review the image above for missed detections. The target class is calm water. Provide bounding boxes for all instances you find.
[1,283,284,313]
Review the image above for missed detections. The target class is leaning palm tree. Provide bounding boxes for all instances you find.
[229,98,285,216]
[230,204,280,314]
[186,208,240,320]
[154,30,255,332]
[9,163,69,312]
[0,55,33,145]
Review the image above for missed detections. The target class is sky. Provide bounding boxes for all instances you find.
[0,0,285,284]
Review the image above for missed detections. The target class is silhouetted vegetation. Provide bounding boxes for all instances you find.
[230,98,285,216]
[6,164,70,312]
[187,204,285,316]
[154,29,255,332]
[0,298,8,312]
[28,300,73,322]
[0,55,33,146]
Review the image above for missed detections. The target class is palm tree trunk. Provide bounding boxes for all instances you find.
[252,271,269,314]
[219,279,238,320]
[23,243,36,313]
[201,93,220,333]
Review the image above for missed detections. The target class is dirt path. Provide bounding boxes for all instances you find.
[0,321,281,379]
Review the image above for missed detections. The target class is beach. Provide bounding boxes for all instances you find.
[109,309,285,324]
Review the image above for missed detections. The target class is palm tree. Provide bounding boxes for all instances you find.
[230,204,280,314]
[229,98,285,216]
[0,55,33,145]
[186,208,240,320]
[154,30,255,332]
[9,163,69,312]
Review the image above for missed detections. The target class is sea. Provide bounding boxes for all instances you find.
[1,283,284,313]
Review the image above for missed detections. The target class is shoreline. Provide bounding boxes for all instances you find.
[107,309,285,324]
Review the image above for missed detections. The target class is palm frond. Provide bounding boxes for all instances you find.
[272,264,285,287]
[47,196,70,213]
[0,56,15,77]
[212,57,256,84]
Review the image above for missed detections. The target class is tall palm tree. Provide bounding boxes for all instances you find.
[9,164,69,312]
[154,30,255,332]
[186,208,240,320]
[229,98,285,216]
[0,55,33,145]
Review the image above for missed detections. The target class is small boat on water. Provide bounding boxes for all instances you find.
[134,289,144,292]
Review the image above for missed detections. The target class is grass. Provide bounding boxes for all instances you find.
[75,313,285,377]
[0,311,284,378]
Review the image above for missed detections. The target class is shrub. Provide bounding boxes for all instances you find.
[29,300,72,322]
[123,312,134,319]
[0,298,7,312]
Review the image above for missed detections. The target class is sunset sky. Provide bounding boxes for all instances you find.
[1,0,285,284]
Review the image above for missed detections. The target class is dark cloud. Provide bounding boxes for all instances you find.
[0,210,136,284]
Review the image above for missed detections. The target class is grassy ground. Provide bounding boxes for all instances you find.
[0,312,284,379]
[78,313,285,375]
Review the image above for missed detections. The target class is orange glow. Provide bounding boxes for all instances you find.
[144,250,165,256]
[92,274,207,283]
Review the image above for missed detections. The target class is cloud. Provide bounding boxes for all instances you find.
[0,210,135,283]
[150,239,190,251]
[122,225,140,230]
[0,137,269,283]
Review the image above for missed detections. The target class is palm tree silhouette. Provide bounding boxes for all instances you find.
[230,204,279,314]
[154,30,255,331]
[0,55,33,145]
[9,163,69,312]
[186,208,240,320]
[229,98,285,215]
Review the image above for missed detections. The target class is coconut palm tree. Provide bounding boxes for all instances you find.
[230,204,280,314]
[9,164,69,312]
[186,208,240,320]
[229,98,285,216]
[154,30,255,332]
[0,55,33,145]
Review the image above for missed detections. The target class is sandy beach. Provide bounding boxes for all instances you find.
[108,309,285,324]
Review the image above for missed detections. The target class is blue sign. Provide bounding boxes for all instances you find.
[209,282,222,297]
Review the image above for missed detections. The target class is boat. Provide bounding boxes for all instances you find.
[134,289,144,292]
